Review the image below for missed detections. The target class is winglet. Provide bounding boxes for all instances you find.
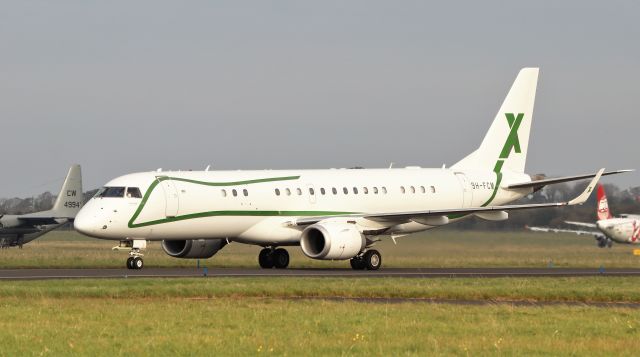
[568,168,604,205]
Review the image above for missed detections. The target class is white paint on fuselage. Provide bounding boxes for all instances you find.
[75,168,531,245]
[596,218,640,244]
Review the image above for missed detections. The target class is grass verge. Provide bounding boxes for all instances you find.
[2,276,640,303]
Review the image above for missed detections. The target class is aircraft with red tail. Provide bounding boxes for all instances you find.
[528,184,640,248]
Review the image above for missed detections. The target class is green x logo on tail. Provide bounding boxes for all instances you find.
[499,113,523,159]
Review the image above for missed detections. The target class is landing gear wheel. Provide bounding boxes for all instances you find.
[258,248,275,269]
[273,248,290,269]
[133,257,144,270]
[126,257,135,269]
[350,256,366,270]
[363,250,382,270]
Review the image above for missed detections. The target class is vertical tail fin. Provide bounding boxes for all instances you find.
[452,68,539,173]
[596,184,612,220]
[51,164,83,218]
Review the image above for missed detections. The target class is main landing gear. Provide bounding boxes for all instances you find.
[350,250,382,271]
[258,247,290,269]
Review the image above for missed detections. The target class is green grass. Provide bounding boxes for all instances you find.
[0,295,639,356]
[1,276,640,303]
[3,238,640,355]
[2,230,639,269]
[1,277,640,356]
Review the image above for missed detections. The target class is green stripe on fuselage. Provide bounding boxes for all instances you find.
[127,175,355,228]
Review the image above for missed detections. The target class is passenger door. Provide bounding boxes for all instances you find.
[157,177,179,218]
[454,172,473,208]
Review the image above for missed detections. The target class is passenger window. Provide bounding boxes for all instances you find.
[353,187,358,194]
[286,188,291,196]
[232,189,238,197]
[243,189,248,197]
[320,188,326,195]
[275,188,280,196]
[373,187,379,194]
[410,186,415,194]
[430,186,436,193]
[296,188,302,195]
[221,189,227,197]
[343,187,348,195]
[420,186,426,194]
[382,187,387,194]
[309,188,315,195]
[363,187,368,194]
[400,186,406,194]
[126,187,142,198]
[332,187,338,195]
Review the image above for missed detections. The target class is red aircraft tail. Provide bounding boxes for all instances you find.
[596,184,612,220]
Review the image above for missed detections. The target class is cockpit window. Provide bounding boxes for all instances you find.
[126,187,142,198]
[96,186,126,198]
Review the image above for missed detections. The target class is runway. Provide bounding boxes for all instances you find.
[2,267,640,280]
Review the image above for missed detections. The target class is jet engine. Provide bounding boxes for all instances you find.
[161,239,227,259]
[300,221,365,260]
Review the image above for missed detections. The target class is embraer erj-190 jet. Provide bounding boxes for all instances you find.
[528,184,640,248]
[1,165,83,248]
[74,68,628,270]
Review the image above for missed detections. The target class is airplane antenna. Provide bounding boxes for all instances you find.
[442,164,446,169]
[156,168,162,172]
[205,165,211,172]
[389,162,394,169]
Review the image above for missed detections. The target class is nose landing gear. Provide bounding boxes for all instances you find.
[126,255,144,270]
[113,239,147,270]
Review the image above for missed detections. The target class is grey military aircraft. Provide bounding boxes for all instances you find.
[0,165,83,248]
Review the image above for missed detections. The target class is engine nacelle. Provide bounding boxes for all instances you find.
[161,239,227,259]
[300,221,365,260]
[0,215,21,228]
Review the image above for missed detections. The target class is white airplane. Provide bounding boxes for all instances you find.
[1,165,83,248]
[74,68,627,270]
[527,184,640,248]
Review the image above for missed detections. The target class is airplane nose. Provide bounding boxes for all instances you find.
[74,208,97,236]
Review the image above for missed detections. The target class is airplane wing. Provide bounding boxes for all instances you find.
[565,221,597,229]
[13,216,66,226]
[525,225,600,237]
[20,220,70,244]
[293,168,603,227]
[505,169,632,190]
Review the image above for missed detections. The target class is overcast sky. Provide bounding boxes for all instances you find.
[1,1,638,197]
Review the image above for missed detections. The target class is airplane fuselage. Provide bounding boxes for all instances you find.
[75,167,531,245]
[596,218,640,244]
